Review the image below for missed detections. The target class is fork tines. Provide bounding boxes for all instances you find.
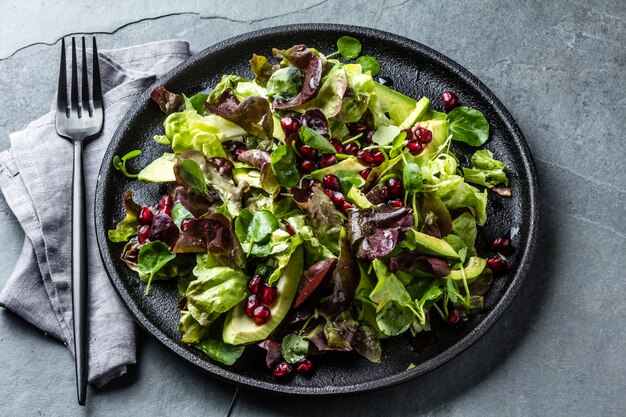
[56,36,103,120]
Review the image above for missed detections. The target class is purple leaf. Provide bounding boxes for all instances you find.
[206,157,234,178]
[294,258,336,308]
[300,109,329,138]
[258,338,283,369]
[150,85,184,114]
[347,206,413,260]
[205,96,274,140]
[237,149,271,170]
[328,233,359,319]
[388,252,451,277]
[149,213,180,247]
[172,186,221,218]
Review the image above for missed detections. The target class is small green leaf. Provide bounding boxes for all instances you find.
[177,159,208,196]
[266,67,302,101]
[137,241,176,295]
[270,145,300,187]
[446,106,490,147]
[171,203,194,228]
[356,56,381,76]
[112,149,142,178]
[195,335,245,366]
[299,126,336,154]
[403,162,423,194]
[372,125,401,146]
[337,36,362,60]
[281,334,310,364]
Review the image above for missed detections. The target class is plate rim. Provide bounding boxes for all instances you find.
[95,23,540,396]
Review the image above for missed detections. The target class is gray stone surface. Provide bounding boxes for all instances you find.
[1,0,624,415]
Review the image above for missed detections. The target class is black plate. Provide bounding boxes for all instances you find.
[95,24,539,395]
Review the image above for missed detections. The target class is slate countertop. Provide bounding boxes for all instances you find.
[1,1,624,416]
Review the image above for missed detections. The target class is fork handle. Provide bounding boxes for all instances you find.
[72,140,88,405]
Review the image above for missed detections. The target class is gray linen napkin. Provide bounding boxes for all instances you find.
[0,40,191,387]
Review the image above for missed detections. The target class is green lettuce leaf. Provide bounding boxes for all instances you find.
[108,191,141,243]
[195,329,245,366]
[179,310,209,343]
[462,149,509,187]
[446,106,489,147]
[187,265,248,327]
[163,110,245,157]
[137,241,177,295]
[281,334,310,364]
[266,67,302,102]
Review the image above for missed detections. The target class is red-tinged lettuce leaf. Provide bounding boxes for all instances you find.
[420,193,452,236]
[272,45,322,109]
[121,240,141,270]
[150,85,184,114]
[108,191,142,243]
[347,206,414,260]
[249,54,274,86]
[172,185,220,218]
[294,258,337,308]
[329,230,359,318]
[291,181,343,254]
[258,338,283,369]
[388,252,451,277]
[237,149,271,170]
[172,214,245,269]
[206,157,234,178]
[149,213,180,247]
[206,96,274,140]
[307,320,381,363]
[300,109,329,138]
[207,88,240,114]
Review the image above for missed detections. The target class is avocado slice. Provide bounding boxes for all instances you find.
[374,82,417,126]
[137,153,176,183]
[223,245,304,345]
[403,229,459,259]
[346,187,373,209]
[398,97,431,130]
[442,256,486,283]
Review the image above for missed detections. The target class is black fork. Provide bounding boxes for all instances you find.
[55,36,104,406]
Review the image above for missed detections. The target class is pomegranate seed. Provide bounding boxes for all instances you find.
[441,90,459,111]
[281,117,300,135]
[387,178,403,197]
[379,185,390,200]
[388,199,403,207]
[137,225,150,244]
[181,218,193,231]
[360,168,372,180]
[253,306,271,325]
[330,139,344,153]
[299,160,317,173]
[298,145,317,159]
[447,309,462,325]
[262,285,277,305]
[348,123,368,136]
[357,149,374,165]
[245,294,261,317]
[491,237,511,252]
[406,140,423,155]
[370,149,385,165]
[138,207,154,225]
[343,142,359,155]
[295,358,313,374]
[323,188,335,200]
[364,131,375,144]
[272,362,293,377]
[159,195,173,210]
[234,147,246,158]
[331,191,346,206]
[285,223,296,236]
[322,174,341,191]
[487,253,508,273]
[319,154,337,168]
[341,201,354,212]
[159,206,172,216]
[414,127,432,144]
[248,274,264,295]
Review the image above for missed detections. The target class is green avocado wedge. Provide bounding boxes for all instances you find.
[443,256,487,283]
[420,119,449,156]
[403,229,459,259]
[223,246,304,345]
[137,153,176,183]
[373,81,417,126]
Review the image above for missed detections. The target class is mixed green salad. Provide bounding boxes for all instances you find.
[109,36,512,377]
